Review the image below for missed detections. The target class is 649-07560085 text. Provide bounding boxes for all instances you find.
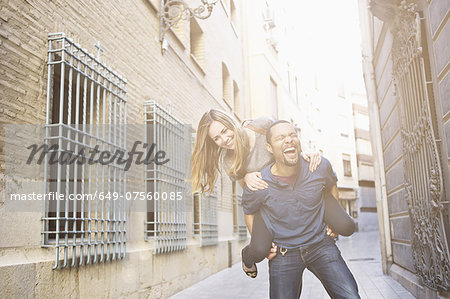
[9,191,183,201]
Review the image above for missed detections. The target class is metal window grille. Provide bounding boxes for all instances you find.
[232,182,248,240]
[42,33,127,269]
[193,191,219,247]
[144,101,187,254]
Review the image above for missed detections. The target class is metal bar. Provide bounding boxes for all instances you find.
[156,108,160,253]
[112,76,117,260]
[93,60,100,264]
[86,55,95,265]
[107,74,112,262]
[79,49,88,267]
[99,67,106,263]
[43,33,53,249]
[71,45,81,268]
[122,83,127,259]
[61,41,74,269]
[53,35,66,270]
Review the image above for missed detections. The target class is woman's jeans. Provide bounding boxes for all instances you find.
[269,235,360,299]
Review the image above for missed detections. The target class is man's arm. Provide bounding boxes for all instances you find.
[324,184,356,237]
[330,184,339,201]
[327,185,340,237]
[242,187,267,216]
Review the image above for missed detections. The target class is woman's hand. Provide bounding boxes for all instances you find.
[267,242,277,260]
[301,152,322,172]
[244,172,268,191]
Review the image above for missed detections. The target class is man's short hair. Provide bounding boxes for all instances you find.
[266,120,292,144]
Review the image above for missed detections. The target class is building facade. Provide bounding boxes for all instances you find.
[352,93,378,232]
[358,0,450,297]
[0,0,250,298]
[243,0,305,127]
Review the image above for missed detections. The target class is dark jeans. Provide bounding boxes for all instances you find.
[241,192,355,268]
[269,235,360,299]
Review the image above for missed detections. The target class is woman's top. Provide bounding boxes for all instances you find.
[223,116,274,181]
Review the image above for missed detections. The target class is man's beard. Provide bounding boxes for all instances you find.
[283,155,299,167]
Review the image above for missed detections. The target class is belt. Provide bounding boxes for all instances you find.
[279,247,288,256]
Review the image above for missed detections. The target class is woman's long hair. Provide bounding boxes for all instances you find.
[191,109,249,193]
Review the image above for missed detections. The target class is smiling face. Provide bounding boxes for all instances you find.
[208,120,235,150]
[267,122,301,167]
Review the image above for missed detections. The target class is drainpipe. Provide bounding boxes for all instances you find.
[357,0,392,274]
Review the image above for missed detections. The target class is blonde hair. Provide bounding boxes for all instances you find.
[191,109,249,193]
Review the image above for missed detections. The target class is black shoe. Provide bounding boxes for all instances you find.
[242,261,257,278]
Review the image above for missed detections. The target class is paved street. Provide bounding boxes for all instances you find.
[171,231,415,299]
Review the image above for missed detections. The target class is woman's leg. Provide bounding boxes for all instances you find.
[323,192,356,236]
[242,211,273,268]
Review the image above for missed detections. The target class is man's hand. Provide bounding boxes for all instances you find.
[244,172,269,191]
[267,242,277,260]
[326,226,338,238]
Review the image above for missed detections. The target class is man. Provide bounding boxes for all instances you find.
[242,120,360,299]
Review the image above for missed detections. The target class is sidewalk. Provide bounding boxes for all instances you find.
[171,231,415,299]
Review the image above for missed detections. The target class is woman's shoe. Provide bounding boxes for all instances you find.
[242,261,258,278]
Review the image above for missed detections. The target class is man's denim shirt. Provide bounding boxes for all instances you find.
[242,157,338,249]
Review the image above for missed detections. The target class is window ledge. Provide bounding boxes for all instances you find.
[146,0,159,13]
[221,0,230,17]
[190,53,206,76]
[168,27,186,50]
[231,22,239,38]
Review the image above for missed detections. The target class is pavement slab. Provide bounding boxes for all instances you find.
[171,231,415,299]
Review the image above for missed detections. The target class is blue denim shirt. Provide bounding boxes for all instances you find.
[242,157,338,249]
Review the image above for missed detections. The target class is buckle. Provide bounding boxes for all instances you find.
[280,247,288,256]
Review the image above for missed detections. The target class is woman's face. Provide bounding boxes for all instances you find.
[208,120,235,150]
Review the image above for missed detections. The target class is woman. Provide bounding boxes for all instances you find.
[191,109,355,277]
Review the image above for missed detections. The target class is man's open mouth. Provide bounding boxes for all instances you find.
[283,147,297,159]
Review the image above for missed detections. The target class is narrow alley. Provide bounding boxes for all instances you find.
[172,231,415,299]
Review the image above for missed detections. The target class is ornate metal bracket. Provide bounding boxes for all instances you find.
[159,0,218,52]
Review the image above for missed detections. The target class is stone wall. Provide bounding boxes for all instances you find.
[0,0,249,297]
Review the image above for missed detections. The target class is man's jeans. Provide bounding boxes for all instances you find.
[269,235,360,299]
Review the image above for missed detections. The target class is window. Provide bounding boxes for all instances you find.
[193,192,200,235]
[337,80,345,98]
[43,33,127,268]
[230,0,238,29]
[340,115,349,138]
[232,182,247,240]
[233,81,241,120]
[221,0,230,13]
[144,101,187,254]
[314,107,322,133]
[287,65,291,94]
[193,191,219,246]
[342,154,352,177]
[222,63,232,108]
[270,77,278,120]
[194,190,218,246]
[190,18,205,69]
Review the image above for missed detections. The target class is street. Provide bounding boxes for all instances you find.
[171,231,415,299]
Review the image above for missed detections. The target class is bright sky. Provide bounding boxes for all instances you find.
[284,0,366,95]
